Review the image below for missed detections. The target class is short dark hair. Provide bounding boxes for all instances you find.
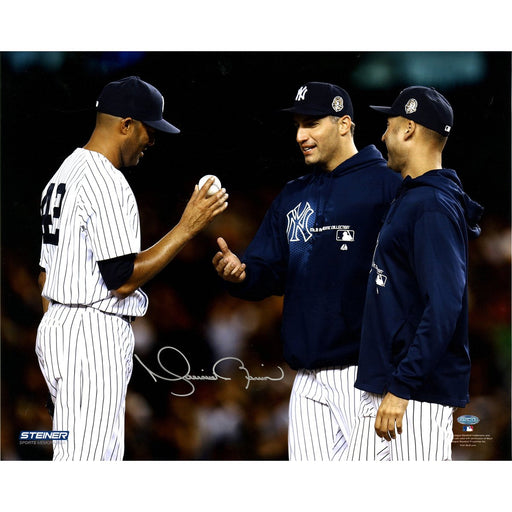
[420,124,448,150]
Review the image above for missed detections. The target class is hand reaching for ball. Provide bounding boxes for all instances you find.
[178,176,228,237]
[198,174,221,197]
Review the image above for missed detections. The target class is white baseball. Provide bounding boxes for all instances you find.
[198,174,222,197]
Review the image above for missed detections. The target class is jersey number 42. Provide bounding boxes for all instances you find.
[40,182,66,246]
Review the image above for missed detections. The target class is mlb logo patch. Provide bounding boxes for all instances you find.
[463,425,474,432]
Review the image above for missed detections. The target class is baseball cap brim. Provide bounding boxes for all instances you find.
[144,118,180,134]
[281,106,334,117]
[369,105,394,115]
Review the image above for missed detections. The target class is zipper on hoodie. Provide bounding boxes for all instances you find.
[386,185,407,224]
[313,171,330,226]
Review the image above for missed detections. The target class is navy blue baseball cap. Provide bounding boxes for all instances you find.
[370,86,453,136]
[96,76,180,134]
[281,82,354,119]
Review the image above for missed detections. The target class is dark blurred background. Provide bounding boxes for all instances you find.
[1,51,510,460]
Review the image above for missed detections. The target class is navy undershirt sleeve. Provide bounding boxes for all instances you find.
[98,253,136,290]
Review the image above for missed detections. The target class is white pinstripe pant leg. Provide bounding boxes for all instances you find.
[390,399,455,461]
[321,365,360,460]
[348,392,455,461]
[36,304,134,461]
[288,365,360,461]
[288,369,334,461]
[347,392,390,461]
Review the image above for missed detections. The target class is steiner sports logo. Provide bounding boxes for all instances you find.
[287,202,314,242]
[456,415,480,426]
[19,431,69,443]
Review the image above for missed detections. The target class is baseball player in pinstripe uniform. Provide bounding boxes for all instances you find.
[348,86,483,460]
[36,76,228,460]
[212,82,401,460]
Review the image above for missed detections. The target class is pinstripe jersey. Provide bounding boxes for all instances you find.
[39,148,148,317]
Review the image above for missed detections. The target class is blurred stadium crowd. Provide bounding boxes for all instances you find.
[1,52,510,460]
[2,202,510,460]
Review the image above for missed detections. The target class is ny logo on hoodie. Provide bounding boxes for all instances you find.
[287,202,314,242]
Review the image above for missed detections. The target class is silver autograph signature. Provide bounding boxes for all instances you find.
[134,346,285,397]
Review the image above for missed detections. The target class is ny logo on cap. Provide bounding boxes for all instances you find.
[295,86,308,101]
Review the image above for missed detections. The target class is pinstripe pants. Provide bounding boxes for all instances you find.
[288,365,360,461]
[35,303,134,461]
[347,391,455,461]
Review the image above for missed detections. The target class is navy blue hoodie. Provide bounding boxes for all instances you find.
[355,169,483,407]
[226,145,402,369]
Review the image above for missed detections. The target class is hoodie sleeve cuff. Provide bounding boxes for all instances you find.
[387,378,413,400]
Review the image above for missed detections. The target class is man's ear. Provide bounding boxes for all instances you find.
[338,115,353,136]
[120,117,134,134]
[404,120,416,140]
